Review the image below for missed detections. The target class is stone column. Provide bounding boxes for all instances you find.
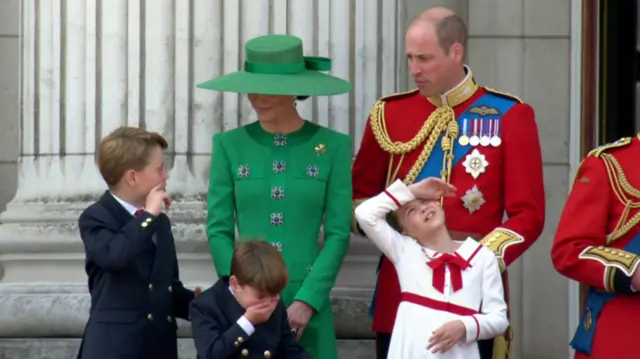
[0,1,403,357]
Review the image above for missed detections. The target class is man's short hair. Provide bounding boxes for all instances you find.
[410,13,468,54]
[434,14,468,54]
[231,240,288,296]
[96,126,168,187]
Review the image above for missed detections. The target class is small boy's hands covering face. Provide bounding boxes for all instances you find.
[427,319,466,354]
[145,184,171,215]
[244,296,279,326]
[408,177,457,201]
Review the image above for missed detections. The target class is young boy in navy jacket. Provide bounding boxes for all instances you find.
[77,126,199,359]
[190,240,310,359]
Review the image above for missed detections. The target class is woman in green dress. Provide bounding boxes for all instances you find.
[198,34,353,359]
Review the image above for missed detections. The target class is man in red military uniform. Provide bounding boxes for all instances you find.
[551,135,640,359]
[351,7,545,359]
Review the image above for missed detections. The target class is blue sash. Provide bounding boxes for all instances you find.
[368,91,518,317]
[570,232,640,354]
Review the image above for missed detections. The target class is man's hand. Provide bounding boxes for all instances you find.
[145,184,171,215]
[287,300,314,340]
[427,319,466,354]
[407,177,457,201]
[244,296,279,326]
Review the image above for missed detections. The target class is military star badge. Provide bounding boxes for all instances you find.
[462,149,489,179]
[461,185,486,214]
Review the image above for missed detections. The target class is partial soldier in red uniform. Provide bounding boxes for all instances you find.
[351,8,545,359]
[551,136,640,359]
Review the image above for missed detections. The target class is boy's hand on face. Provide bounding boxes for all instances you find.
[244,296,279,326]
[408,177,457,201]
[427,319,465,354]
[145,184,171,216]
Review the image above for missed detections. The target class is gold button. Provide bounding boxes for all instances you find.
[141,222,148,228]
[148,284,153,291]
[167,316,172,323]
[147,314,153,321]
[146,218,152,223]
[264,350,271,358]
[625,254,633,259]
[234,341,239,346]
[241,349,249,356]
[237,337,244,343]
[168,286,173,293]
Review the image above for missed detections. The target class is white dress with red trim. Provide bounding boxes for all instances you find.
[354,179,509,359]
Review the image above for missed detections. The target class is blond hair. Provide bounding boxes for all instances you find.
[231,240,288,296]
[96,126,168,187]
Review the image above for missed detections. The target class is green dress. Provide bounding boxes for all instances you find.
[207,120,352,359]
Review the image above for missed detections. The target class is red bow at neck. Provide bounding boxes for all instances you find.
[427,253,469,294]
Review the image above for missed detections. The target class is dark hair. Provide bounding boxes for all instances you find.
[386,211,403,233]
[231,240,288,296]
[295,96,310,101]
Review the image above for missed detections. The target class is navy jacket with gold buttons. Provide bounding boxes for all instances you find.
[77,191,194,359]
[190,277,310,359]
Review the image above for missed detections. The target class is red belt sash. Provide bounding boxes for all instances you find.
[401,292,477,316]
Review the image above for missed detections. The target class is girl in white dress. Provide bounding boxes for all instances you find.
[354,178,508,359]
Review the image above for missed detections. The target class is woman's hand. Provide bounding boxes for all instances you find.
[287,300,314,340]
[407,177,457,200]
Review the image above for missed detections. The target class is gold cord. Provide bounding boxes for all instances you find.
[600,153,640,243]
[369,100,458,186]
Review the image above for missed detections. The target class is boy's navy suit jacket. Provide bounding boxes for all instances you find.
[77,191,194,359]
[190,277,310,359]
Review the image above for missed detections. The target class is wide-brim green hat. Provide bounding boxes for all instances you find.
[196,34,352,96]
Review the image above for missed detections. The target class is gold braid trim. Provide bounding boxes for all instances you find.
[599,152,640,244]
[485,87,523,104]
[369,99,459,185]
[587,137,632,157]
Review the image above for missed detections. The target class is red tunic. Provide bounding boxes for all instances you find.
[551,135,640,359]
[352,81,545,334]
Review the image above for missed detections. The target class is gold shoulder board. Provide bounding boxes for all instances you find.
[587,137,632,158]
[378,88,420,103]
[485,87,523,104]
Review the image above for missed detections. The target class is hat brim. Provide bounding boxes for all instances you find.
[196,70,352,96]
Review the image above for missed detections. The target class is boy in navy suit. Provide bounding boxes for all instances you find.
[77,126,199,359]
[190,240,310,359]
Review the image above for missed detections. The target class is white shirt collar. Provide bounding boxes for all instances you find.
[110,192,142,216]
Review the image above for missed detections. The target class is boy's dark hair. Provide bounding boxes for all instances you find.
[231,240,288,296]
[96,126,168,187]
[386,211,404,233]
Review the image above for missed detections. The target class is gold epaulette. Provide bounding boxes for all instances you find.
[485,87,523,104]
[378,88,420,103]
[587,137,633,158]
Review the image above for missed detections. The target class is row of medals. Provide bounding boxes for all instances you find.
[458,118,502,147]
